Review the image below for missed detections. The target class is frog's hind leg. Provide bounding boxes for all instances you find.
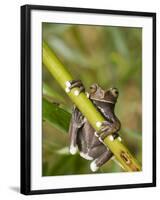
[69,106,85,155]
[90,149,113,172]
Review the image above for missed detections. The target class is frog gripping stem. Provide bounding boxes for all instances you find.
[65,80,85,96]
[43,42,141,172]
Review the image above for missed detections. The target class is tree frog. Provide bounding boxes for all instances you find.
[68,80,121,172]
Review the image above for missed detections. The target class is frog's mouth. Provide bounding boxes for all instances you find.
[91,97,116,104]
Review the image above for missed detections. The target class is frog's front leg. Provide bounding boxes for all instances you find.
[65,80,85,96]
[95,119,121,141]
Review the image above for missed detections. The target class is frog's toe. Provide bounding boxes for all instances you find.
[69,145,78,155]
[94,131,99,137]
[80,152,93,160]
[98,136,105,144]
[90,160,99,172]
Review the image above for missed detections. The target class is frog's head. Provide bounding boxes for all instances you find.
[89,84,119,104]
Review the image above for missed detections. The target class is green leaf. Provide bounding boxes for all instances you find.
[43,82,64,102]
[43,23,73,36]
[56,146,70,155]
[107,27,129,58]
[42,98,71,133]
[48,37,90,67]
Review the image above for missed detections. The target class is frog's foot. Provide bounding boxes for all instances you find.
[65,80,85,96]
[90,150,113,172]
[94,121,120,142]
[94,121,110,140]
[69,144,78,155]
[90,160,99,172]
[79,152,94,160]
[95,131,119,143]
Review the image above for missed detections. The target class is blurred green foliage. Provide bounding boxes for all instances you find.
[42,23,142,176]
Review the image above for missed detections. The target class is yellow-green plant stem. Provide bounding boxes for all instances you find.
[43,41,141,172]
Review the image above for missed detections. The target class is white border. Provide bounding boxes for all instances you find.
[31,10,153,190]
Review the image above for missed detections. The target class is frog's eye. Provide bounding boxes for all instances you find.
[111,88,119,97]
[90,84,97,93]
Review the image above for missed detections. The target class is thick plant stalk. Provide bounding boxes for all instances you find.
[43,41,141,172]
